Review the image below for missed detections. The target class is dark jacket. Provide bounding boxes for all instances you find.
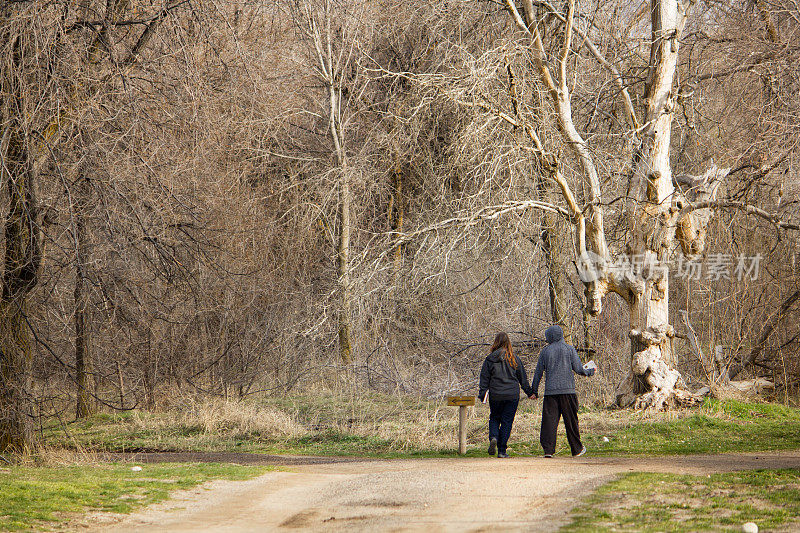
[479,348,533,401]
[531,325,594,396]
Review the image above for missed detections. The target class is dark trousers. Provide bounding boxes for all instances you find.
[540,393,583,456]
[488,398,519,453]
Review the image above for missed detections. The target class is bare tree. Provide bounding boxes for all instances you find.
[1,3,53,452]
[73,172,93,418]
[1,0,195,449]
[380,0,800,408]
[287,0,380,364]
[512,0,800,407]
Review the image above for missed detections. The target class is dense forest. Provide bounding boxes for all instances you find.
[1,0,798,452]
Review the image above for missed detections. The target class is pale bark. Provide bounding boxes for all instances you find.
[504,0,608,316]
[392,162,404,281]
[304,1,353,364]
[615,0,701,410]
[502,0,717,409]
[507,63,572,340]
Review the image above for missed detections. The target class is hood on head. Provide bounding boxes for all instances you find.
[545,325,564,343]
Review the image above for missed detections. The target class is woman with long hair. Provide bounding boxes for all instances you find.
[478,332,533,458]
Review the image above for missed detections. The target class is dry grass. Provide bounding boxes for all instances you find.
[4,446,102,468]
[129,397,305,440]
[34,447,101,467]
[41,393,800,457]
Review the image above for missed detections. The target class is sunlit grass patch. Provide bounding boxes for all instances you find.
[579,398,800,456]
[563,468,800,532]
[0,463,270,531]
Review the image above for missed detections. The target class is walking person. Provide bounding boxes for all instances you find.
[478,332,534,458]
[531,325,595,457]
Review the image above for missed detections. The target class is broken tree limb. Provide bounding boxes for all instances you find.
[728,289,800,380]
[679,310,727,386]
[678,201,800,232]
[390,200,571,246]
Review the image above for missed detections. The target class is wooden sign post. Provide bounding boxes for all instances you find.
[447,396,476,455]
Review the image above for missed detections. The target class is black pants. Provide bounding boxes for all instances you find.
[488,398,519,453]
[540,393,583,456]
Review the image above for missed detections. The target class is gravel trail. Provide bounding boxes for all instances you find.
[93,451,800,532]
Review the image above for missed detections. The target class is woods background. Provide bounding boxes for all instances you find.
[1,0,798,450]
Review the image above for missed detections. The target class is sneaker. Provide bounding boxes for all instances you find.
[498,452,509,458]
[575,446,587,457]
[488,438,497,456]
[543,454,553,458]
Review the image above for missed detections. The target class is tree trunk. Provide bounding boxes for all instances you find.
[541,222,571,342]
[500,0,734,408]
[581,307,594,356]
[615,0,697,410]
[392,162,404,283]
[508,61,572,341]
[329,81,352,365]
[299,1,355,365]
[337,166,353,364]
[74,176,93,419]
[0,108,40,452]
[0,300,34,453]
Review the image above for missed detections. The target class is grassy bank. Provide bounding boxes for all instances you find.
[0,463,270,531]
[547,398,800,457]
[563,468,800,532]
[43,395,800,457]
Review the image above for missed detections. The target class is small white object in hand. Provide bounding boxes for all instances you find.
[742,522,758,533]
[602,436,610,442]
[131,466,143,472]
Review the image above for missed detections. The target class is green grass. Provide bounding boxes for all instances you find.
[589,398,800,456]
[563,468,800,532]
[0,463,270,531]
[43,396,800,458]
[510,398,800,457]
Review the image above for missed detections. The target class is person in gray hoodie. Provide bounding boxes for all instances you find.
[478,332,533,458]
[531,325,595,457]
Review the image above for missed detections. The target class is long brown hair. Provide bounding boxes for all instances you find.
[491,332,516,369]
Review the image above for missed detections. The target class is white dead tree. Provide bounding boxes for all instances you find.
[497,0,800,409]
[374,0,798,409]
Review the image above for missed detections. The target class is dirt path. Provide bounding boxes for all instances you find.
[93,451,800,533]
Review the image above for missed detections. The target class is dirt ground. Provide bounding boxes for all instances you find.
[86,451,800,533]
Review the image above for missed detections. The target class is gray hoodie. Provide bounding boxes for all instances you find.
[531,325,594,396]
